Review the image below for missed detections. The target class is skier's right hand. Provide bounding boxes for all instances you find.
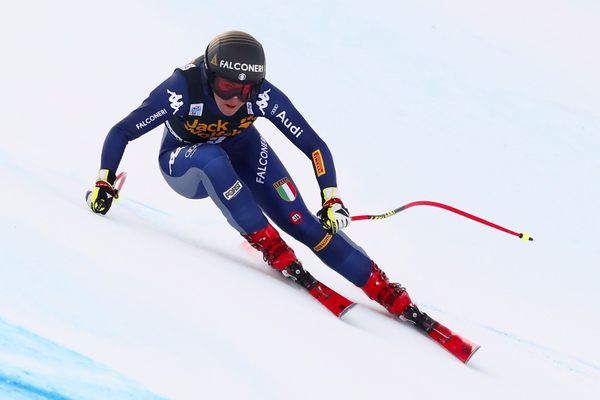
[86,169,118,215]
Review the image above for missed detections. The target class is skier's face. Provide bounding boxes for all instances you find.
[213,92,244,116]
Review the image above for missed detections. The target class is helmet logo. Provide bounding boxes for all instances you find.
[238,73,247,81]
[218,59,264,73]
[210,55,218,66]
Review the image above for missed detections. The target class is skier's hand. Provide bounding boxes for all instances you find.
[86,169,118,215]
[317,187,351,234]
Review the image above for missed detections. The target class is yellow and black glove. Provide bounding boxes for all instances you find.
[86,169,118,215]
[317,187,351,234]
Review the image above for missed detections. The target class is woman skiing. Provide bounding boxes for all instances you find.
[87,31,414,321]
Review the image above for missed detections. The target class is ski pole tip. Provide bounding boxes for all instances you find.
[519,232,534,242]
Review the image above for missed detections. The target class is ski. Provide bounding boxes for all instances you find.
[282,263,355,317]
[402,305,480,363]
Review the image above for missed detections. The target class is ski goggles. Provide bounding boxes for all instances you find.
[210,76,260,101]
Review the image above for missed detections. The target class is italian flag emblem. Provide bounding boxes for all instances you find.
[273,177,297,202]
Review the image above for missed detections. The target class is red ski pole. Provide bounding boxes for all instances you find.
[351,200,533,241]
[113,171,128,200]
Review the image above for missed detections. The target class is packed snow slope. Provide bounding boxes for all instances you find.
[1,0,599,399]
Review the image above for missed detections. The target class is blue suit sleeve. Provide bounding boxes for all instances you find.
[256,81,337,190]
[100,70,189,172]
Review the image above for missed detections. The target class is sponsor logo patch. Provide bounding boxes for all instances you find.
[219,60,264,73]
[168,147,184,175]
[312,149,326,177]
[167,89,183,115]
[255,136,269,184]
[135,108,167,130]
[189,103,204,116]
[223,180,243,200]
[256,89,271,115]
[185,143,201,158]
[181,63,196,71]
[313,234,332,252]
[238,116,256,129]
[184,119,231,137]
[183,115,257,140]
[290,211,303,225]
[275,110,303,138]
[273,177,297,202]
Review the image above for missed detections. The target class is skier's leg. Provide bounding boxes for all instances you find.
[226,130,411,311]
[159,130,300,272]
[226,128,413,315]
[158,129,267,234]
[225,131,365,278]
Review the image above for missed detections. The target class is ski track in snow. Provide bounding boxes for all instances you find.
[480,324,600,376]
[422,304,600,378]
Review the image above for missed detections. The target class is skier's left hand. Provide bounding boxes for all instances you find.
[317,187,351,234]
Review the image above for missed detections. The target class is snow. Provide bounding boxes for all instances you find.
[0,318,163,400]
[1,0,599,399]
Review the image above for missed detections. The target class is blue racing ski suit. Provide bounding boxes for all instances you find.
[100,57,372,286]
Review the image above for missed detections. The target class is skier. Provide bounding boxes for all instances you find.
[87,31,415,321]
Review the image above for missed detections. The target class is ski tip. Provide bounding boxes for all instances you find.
[462,344,481,364]
[338,302,357,318]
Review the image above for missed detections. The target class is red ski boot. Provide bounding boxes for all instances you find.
[361,262,412,316]
[362,262,480,363]
[244,224,356,317]
[242,223,299,271]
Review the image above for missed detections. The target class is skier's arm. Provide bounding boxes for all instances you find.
[100,71,189,172]
[87,70,189,215]
[259,81,351,233]
[259,81,337,189]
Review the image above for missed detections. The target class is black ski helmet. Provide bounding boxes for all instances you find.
[205,31,266,84]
